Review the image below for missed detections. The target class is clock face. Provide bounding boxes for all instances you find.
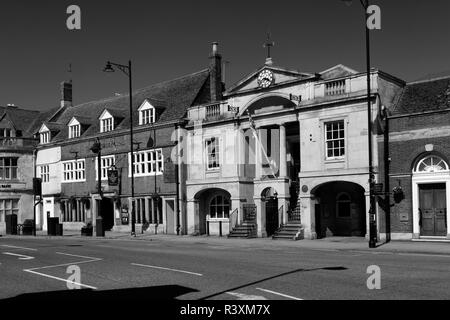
[257,70,274,88]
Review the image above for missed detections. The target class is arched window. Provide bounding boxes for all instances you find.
[336,193,351,218]
[209,195,230,219]
[414,155,449,173]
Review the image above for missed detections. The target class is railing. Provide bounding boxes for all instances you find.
[229,208,238,230]
[325,80,346,96]
[205,104,221,119]
[288,205,302,222]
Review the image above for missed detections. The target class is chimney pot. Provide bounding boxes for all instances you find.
[212,42,219,56]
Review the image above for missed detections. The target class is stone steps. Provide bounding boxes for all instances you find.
[272,222,304,241]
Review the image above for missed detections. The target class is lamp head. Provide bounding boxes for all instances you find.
[103,61,115,73]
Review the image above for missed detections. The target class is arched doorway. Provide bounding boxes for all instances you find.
[312,182,366,238]
[195,188,231,235]
[412,155,449,237]
[262,187,279,237]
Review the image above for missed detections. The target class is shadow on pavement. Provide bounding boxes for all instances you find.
[1,285,198,303]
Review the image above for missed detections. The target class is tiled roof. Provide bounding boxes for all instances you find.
[0,106,49,137]
[391,76,450,115]
[47,69,210,142]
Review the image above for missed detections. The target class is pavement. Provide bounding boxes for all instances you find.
[3,230,450,256]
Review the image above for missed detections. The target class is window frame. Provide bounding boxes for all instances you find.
[62,159,86,183]
[39,165,50,183]
[209,195,230,220]
[0,199,19,222]
[205,137,221,171]
[40,131,50,144]
[324,120,346,161]
[95,155,116,181]
[0,157,18,181]
[128,149,164,177]
[69,124,81,139]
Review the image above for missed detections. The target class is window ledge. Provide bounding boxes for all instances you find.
[207,218,230,222]
[325,158,346,164]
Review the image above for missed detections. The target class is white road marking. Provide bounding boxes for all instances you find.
[24,269,97,290]
[398,253,450,258]
[23,251,102,289]
[256,288,303,300]
[131,263,203,276]
[2,245,37,251]
[226,292,267,300]
[3,252,35,260]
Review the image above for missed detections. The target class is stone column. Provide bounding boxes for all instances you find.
[255,128,263,180]
[279,123,287,178]
[187,200,199,235]
[255,197,266,238]
[300,195,316,240]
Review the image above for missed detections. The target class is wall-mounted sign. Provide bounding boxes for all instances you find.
[228,105,239,113]
[289,94,302,103]
[0,184,12,189]
[107,168,119,186]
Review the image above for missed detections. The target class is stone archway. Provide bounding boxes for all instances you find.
[194,188,231,236]
[312,182,366,238]
[261,187,279,237]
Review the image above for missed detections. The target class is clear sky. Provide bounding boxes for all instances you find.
[1,0,449,111]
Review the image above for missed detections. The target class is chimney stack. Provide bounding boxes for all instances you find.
[209,42,223,102]
[60,80,73,108]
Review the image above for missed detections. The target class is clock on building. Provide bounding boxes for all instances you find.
[257,70,274,88]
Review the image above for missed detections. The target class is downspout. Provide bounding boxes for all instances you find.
[175,124,181,235]
[384,109,391,243]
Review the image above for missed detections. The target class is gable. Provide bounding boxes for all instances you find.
[226,66,315,95]
[39,124,50,133]
[68,117,81,127]
[138,100,155,112]
[0,115,15,130]
[320,64,358,80]
[99,109,113,121]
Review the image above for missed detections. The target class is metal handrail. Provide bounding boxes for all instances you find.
[229,208,238,229]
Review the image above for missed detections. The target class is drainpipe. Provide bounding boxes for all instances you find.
[175,125,181,236]
[383,107,391,243]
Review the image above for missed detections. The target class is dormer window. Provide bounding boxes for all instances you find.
[69,125,80,138]
[40,131,50,144]
[138,100,156,125]
[39,125,51,144]
[99,110,115,133]
[68,118,82,139]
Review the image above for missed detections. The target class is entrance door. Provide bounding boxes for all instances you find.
[100,198,115,231]
[419,184,447,237]
[265,198,279,237]
[165,200,175,234]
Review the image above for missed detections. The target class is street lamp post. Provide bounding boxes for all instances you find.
[90,138,103,236]
[342,0,377,248]
[103,60,136,236]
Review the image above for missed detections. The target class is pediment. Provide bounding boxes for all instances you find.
[226,66,316,95]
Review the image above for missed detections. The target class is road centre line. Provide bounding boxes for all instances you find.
[131,263,203,276]
[256,288,303,300]
[2,245,37,251]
